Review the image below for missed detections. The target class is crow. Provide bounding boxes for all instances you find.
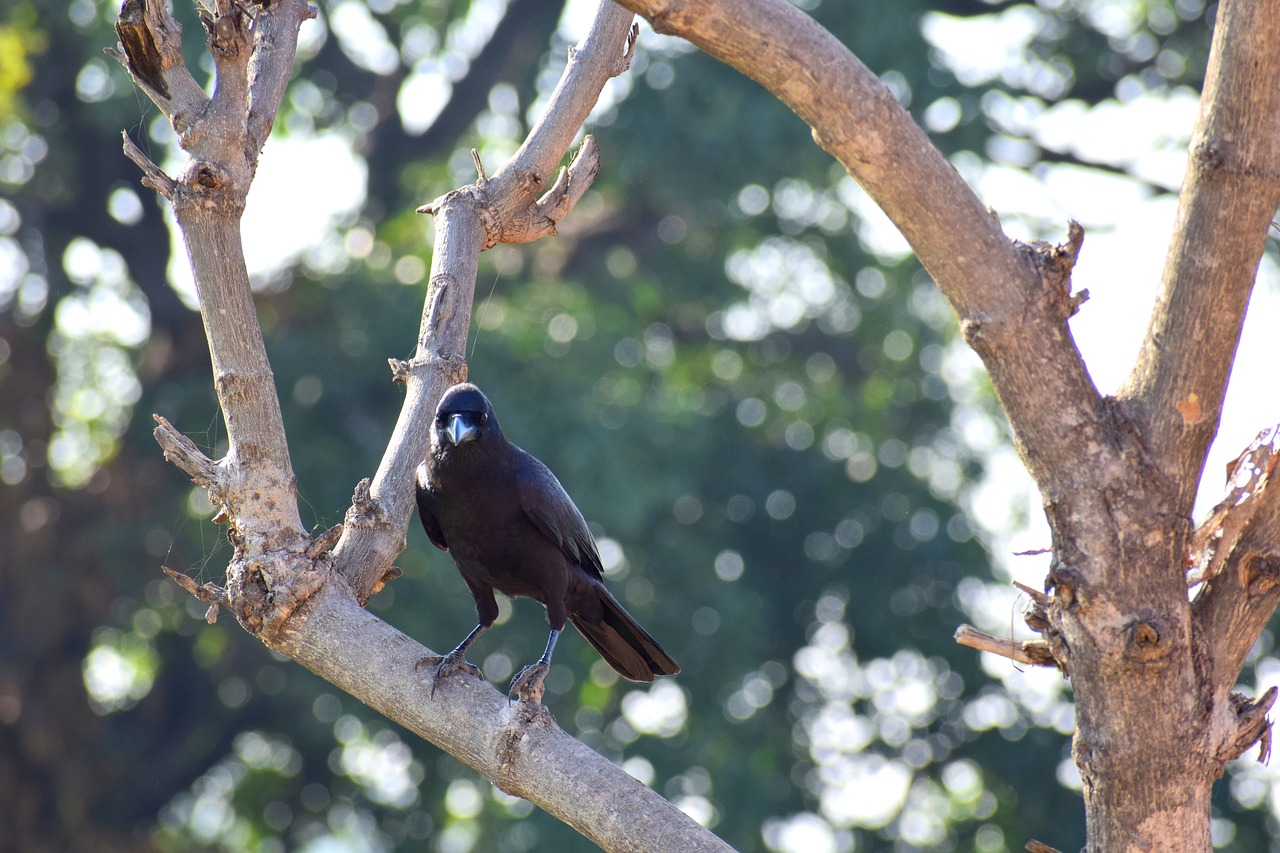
[415,382,680,702]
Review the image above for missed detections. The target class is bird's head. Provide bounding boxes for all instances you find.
[432,383,501,452]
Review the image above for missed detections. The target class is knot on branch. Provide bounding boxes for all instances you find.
[225,546,329,640]
[612,23,641,76]
[569,20,641,76]
[388,357,411,384]
[1216,687,1277,769]
[426,273,457,336]
[1123,615,1174,666]
[344,478,385,528]
[495,702,556,791]
[1240,554,1280,594]
[1015,220,1088,321]
[306,523,344,559]
[227,554,273,634]
[1046,564,1082,609]
[368,565,403,599]
[199,0,256,60]
[1191,139,1226,173]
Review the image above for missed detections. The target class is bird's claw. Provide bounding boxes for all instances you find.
[416,651,483,697]
[508,662,549,704]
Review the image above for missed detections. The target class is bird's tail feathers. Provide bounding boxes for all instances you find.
[570,586,680,682]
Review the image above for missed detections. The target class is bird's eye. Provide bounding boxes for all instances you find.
[480,413,489,425]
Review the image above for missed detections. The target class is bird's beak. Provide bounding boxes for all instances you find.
[443,413,479,446]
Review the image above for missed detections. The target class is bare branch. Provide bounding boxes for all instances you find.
[245,0,318,153]
[333,2,638,600]
[152,414,218,487]
[612,0,1106,519]
[162,566,230,610]
[1025,841,1064,853]
[124,0,320,637]
[275,583,735,853]
[1188,425,1280,586]
[954,624,1060,669]
[492,3,635,211]
[1121,0,1280,511]
[122,131,175,197]
[110,0,210,135]
[1193,534,1280,721]
[1215,688,1277,766]
[601,7,1275,845]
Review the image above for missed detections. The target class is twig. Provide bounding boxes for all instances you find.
[162,566,229,624]
[152,414,218,486]
[121,132,175,198]
[1025,841,1063,853]
[954,624,1059,667]
[1012,580,1050,608]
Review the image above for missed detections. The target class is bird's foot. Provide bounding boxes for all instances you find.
[508,662,549,705]
[416,650,483,697]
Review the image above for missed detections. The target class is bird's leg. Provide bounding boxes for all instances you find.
[509,628,560,704]
[416,623,488,697]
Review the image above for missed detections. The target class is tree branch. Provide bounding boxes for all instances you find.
[118,0,317,642]
[954,624,1060,669]
[109,0,209,133]
[602,5,1280,846]
[612,0,1106,518]
[128,2,734,849]
[333,2,636,600]
[273,583,733,852]
[1121,0,1280,513]
[1192,427,1280,763]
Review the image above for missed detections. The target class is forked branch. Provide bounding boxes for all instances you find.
[331,2,640,601]
[120,1,733,849]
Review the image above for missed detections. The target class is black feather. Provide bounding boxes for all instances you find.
[415,383,679,699]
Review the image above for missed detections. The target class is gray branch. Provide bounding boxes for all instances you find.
[127,1,733,850]
[332,2,636,601]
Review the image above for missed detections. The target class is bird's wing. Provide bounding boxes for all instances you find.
[414,461,449,551]
[514,451,604,580]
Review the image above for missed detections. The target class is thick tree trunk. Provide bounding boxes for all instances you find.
[115,0,1280,847]
[614,0,1280,849]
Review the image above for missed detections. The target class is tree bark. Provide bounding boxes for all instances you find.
[115,1,734,850]
[117,0,1280,847]
[612,0,1280,850]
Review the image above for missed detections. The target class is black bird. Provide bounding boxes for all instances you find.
[415,383,680,702]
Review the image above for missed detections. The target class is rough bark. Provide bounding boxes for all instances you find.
[611,0,1280,850]
[329,1,629,602]
[115,1,733,850]
[117,0,1280,847]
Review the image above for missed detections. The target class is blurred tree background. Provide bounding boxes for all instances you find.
[5,0,1275,851]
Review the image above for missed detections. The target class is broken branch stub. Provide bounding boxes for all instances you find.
[1188,424,1280,586]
